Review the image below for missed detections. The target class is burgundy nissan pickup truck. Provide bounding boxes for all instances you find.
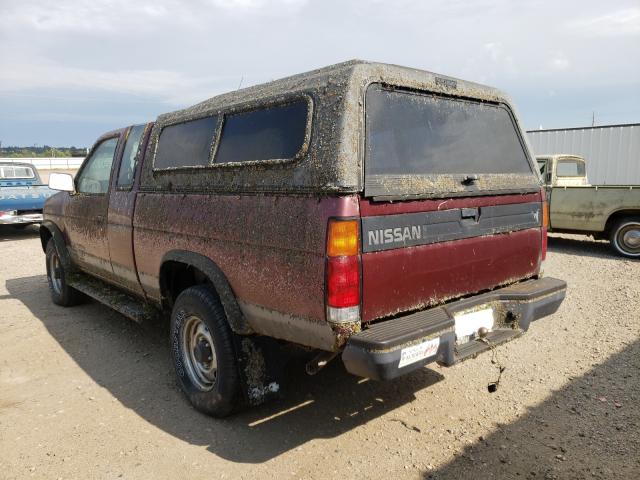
[41,61,566,416]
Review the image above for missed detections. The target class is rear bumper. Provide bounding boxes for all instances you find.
[342,277,566,380]
[0,211,43,225]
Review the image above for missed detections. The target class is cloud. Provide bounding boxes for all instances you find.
[1,0,639,145]
[209,0,308,10]
[568,8,640,36]
[0,59,239,105]
[550,52,570,71]
[2,0,171,33]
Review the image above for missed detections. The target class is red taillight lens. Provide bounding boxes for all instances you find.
[327,255,361,308]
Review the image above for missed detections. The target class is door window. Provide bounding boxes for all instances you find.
[117,125,145,188]
[77,137,118,194]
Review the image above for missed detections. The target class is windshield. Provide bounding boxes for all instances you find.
[365,84,535,198]
[0,165,35,179]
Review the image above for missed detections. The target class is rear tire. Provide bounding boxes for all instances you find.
[45,239,83,306]
[170,285,240,417]
[609,217,640,258]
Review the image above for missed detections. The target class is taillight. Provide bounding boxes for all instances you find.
[540,190,549,271]
[326,219,361,323]
[327,256,360,307]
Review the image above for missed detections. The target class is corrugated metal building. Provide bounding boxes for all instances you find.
[527,123,640,185]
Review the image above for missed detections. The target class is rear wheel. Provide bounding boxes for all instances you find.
[45,239,83,306]
[170,285,240,417]
[609,218,640,258]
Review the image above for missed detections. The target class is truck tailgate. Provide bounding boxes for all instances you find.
[0,185,54,211]
[360,193,543,322]
[360,83,544,323]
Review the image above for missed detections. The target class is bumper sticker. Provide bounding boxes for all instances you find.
[398,337,440,368]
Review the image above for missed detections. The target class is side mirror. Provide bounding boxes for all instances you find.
[49,172,75,193]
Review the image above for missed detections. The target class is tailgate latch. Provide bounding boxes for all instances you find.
[461,207,479,222]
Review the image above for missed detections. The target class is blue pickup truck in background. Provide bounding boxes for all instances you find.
[0,162,56,227]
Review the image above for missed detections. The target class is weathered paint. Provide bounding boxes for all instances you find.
[361,227,542,322]
[140,60,536,198]
[538,154,640,234]
[133,194,360,323]
[107,124,153,296]
[549,185,640,232]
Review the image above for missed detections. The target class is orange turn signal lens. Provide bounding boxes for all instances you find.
[542,200,549,229]
[327,219,359,257]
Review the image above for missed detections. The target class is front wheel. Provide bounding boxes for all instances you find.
[170,285,240,417]
[45,239,83,306]
[609,218,640,258]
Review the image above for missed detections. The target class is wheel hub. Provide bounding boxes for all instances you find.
[193,338,213,365]
[181,315,217,391]
[622,229,640,248]
[49,251,63,295]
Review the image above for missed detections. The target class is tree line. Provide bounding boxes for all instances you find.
[0,146,87,158]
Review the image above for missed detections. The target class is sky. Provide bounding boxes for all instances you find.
[0,0,639,147]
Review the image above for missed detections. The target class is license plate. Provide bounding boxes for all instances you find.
[454,308,494,344]
[398,337,440,368]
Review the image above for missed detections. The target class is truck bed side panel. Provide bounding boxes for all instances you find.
[549,186,640,232]
[133,193,359,324]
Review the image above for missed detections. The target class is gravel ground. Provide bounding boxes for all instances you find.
[0,227,638,480]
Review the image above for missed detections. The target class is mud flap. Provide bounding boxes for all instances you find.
[235,335,287,406]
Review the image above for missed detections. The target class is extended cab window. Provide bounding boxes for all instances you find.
[117,124,146,188]
[77,137,118,194]
[214,100,308,164]
[154,116,218,169]
[556,159,586,177]
[365,84,534,198]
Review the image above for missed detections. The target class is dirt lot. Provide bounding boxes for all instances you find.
[1,227,638,480]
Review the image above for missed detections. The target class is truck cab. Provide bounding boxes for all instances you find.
[537,154,588,187]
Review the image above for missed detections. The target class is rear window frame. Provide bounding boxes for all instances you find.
[362,82,538,201]
[152,94,314,172]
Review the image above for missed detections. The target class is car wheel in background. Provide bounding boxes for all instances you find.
[610,218,640,258]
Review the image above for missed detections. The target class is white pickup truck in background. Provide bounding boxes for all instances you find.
[537,154,640,258]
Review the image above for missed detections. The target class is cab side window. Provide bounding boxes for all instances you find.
[117,125,145,189]
[77,137,118,194]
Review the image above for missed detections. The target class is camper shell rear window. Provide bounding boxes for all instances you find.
[364,84,537,199]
